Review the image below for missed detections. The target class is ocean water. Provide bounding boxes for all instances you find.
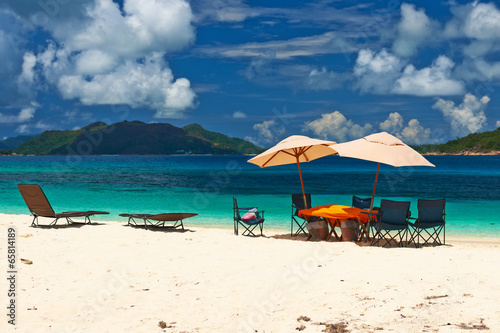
[0,155,499,238]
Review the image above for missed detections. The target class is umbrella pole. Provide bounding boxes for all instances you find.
[370,163,380,211]
[296,158,308,209]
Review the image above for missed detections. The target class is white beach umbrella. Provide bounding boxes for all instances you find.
[248,135,337,208]
[329,132,435,210]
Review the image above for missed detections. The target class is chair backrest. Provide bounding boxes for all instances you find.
[292,193,311,215]
[418,199,445,223]
[352,196,372,210]
[379,199,410,225]
[18,184,56,218]
[232,197,241,219]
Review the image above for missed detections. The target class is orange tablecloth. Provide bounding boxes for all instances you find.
[299,204,371,241]
[299,205,369,223]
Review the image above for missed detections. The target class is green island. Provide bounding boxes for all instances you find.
[412,127,500,155]
[2,121,264,156]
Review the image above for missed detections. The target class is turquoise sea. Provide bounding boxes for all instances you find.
[0,155,498,238]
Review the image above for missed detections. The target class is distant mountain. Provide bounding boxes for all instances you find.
[183,123,263,154]
[413,128,500,155]
[14,121,264,155]
[0,135,37,150]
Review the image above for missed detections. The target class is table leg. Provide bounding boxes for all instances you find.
[357,217,369,242]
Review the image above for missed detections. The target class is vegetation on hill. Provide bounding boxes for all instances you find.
[13,121,263,155]
[0,135,37,150]
[413,128,500,154]
[183,123,264,154]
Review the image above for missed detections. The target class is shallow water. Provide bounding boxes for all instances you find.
[1,155,498,238]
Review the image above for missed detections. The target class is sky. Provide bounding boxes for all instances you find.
[0,0,499,147]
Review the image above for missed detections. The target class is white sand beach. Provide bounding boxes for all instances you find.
[1,213,499,333]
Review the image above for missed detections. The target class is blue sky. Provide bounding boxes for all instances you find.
[0,0,499,147]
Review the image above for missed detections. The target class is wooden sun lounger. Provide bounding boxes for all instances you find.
[119,213,198,230]
[18,184,110,227]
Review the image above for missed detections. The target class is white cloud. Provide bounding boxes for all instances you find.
[66,0,194,57]
[303,110,432,144]
[245,49,276,80]
[432,93,489,136]
[303,111,372,142]
[379,112,432,144]
[56,54,196,118]
[232,111,247,119]
[399,118,431,144]
[198,31,358,60]
[15,124,29,134]
[15,119,50,134]
[75,50,117,75]
[444,2,500,57]
[0,104,36,123]
[392,3,438,57]
[192,0,260,23]
[392,56,465,96]
[18,0,197,118]
[18,52,37,84]
[496,120,500,128]
[379,112,404,133]
[305,67,345,90]
[252,119,285,145]
[463,3,500,40]
[456,58,500,82]
[353,49,404,94]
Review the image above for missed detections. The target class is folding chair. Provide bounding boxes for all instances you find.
[409,199,446,247]
[352,196,371,210]
[353,196,379,241]
[233,197,264,236]
[371,199,410,247]
[291,193,312,236]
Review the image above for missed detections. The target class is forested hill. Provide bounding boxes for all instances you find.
[413,128,500,155]
[14,121,264,155]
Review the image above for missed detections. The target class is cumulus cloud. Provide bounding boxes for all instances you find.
[444,2,500,57]
[53,53,196,117]
[392,56,465,96]
[496,120,500,128]
[379,112,431,144]
[303,111,373,142]
[0,104,37,123]
[432,93,489,136]
[353,49,404,94]
[232,111,247,119]
[17,0,197,118]
[463,2,500,40]
[251,119,285,145]
[379,112,404,133]
[392,3,438,57]
[303,111,432,144]
[456,58,500,82]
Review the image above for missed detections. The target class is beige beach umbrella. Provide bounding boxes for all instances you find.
[248,135,337,208]
[329,132,435,210]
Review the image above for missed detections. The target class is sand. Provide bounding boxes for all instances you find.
[1,213,499,333]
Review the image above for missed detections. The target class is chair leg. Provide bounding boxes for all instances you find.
[371,227,408,248]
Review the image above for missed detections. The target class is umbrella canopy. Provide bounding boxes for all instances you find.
[248,135,336,208]
[329,132,434,210]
